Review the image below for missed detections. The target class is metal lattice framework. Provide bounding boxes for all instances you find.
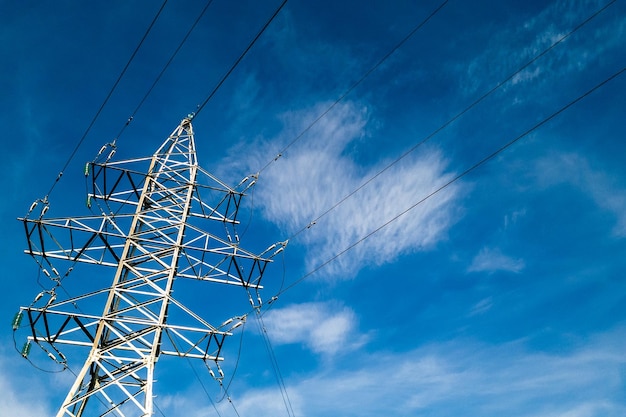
[16,117,285,417]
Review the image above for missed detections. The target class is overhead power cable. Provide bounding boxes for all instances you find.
[253,308,296,417]
[194,0,289,117]
[43,0,169,200]
[114,0,216,142]
[256,0,450,175]
[271,64,626,300]
[187,357,224,417]
[284,0,616,242]
[215,319,247,403]
[154,403,167,417]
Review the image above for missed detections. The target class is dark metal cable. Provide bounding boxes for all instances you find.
[44,0,169,199]
[273,64,626,298]
[84,0,218,217]
[259,248,287,317]
[216,319,247,403]
[114,0,216,142]
[284,0,617,243]
[154,402,167,417]
[254,309,296,417]
[194,0,289,117]
[257,0,450,174]
[186,357,224,417]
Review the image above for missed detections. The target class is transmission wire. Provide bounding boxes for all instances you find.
[271,64,626,299]
[85,0,216,217]
[12,329,65,374]
[245,0,617,315]
[253,308,296,417]
[194,0,289,117]
[26,2,286,414]
[215,319,247,403]
[256,0,450,175]
[283,0,617,243]
[186,357,224,417]
[43,0,169,199]
[154,402,167,417]
[114,0,216,142]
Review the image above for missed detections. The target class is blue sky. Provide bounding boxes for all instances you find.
[1,0,626,416]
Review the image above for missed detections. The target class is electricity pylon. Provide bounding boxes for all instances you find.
[15,116,285,416]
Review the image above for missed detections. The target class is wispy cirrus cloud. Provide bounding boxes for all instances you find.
[468,296,494,316]
[468,246,526,273]
[0,350,53,416]
[462,0,625,98]
[222,101,463,278]
[261,301,367,356]
[534,151,626,237]
[149,326,626,417]
[229,326,626,417]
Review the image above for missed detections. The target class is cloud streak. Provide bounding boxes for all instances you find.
[468,246,526,273]
[261,301,367,356]
[102,324,626,417]
[0,350,53,417]
[534,152,626,237]
[233,326,626,417]
[462,0,625,100]
[224,101,463,279]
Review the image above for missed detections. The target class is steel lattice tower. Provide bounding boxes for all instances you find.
[16,117,285,416]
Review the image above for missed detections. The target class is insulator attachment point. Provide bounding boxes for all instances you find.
[11,311,23,330]
[21,340,32,358]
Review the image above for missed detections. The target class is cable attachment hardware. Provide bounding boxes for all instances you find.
[40,265,63,285]
[237,172,259,193]
[30,288,57,308]
[259,240,288,259]
[207,362,225,381]
[227,316,246,333]
[25,197,50,220]
[93,140,118,164]
[246,287,263,310]
[20,340,32,358]
[11,310,23,330]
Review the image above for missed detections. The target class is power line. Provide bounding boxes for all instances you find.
[195,0,289,117]
[114,0,216,142]
[284,0,616,243]
[84,0,217,221]
[43,0,169,200]
[187,357,224,417]
[271,64,626,299]
[253,308,296,417]
[257,0,450,175]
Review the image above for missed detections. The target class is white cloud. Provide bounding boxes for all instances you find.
[541,402,619,417]
[233,326,626,417]
[223,101,462,278]
[462,1,626,98]
[137,326,626,417]
[534,152,626,237]
[504,207,527,230]
[0,350,53,416]
[469,296,494,316]
[261,302,366,356]
[468,247,525,273]
[231,387,304,417]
